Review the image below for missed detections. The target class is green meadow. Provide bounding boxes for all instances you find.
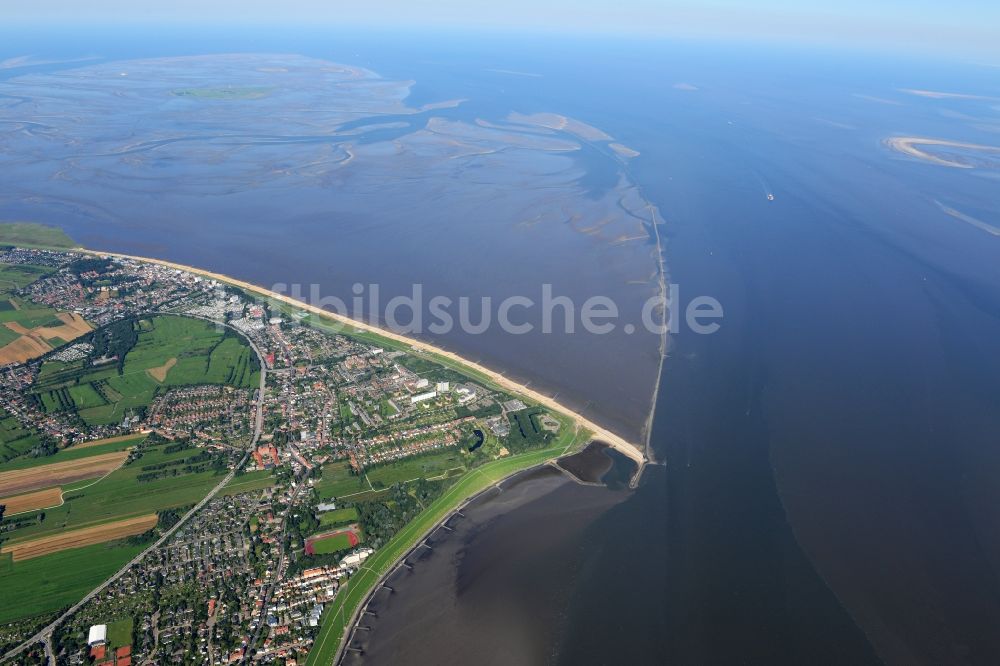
[106,617,133,649]
[314,461,368,500]
[315,449,468,501]
[0,541,145,624]
[32,315,260,426]
[220,469,276,497]
[0,222,75,250]
[318,507,359,528]
[366,450,466,485]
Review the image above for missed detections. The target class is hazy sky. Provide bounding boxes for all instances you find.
[6,0,1000,57]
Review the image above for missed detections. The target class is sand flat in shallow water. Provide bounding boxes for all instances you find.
[0,53,666,444]
[885,136,1000,168]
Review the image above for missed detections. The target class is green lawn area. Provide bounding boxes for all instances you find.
[106,617,133,649]
[314,461,368,500]
[318,507,359,528]
[0,222,75,249]
[366,450,466,488]
[306,420,589,666]
[0,264,55,292]
[32,315,260,426]
[123,315,260,389]
[220,469,275,497]
[3,440,222,544]
[0,541,144,624]
[315,450,468,501]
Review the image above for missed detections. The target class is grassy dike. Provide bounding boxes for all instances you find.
[305,420,591,666]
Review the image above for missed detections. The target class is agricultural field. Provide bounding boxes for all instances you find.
[30,315,260,426]
[0,450,130,498]
[1,514,157,561]
[0,262,90,364]
[0,487,63,515]
[0,434,143,472]
[0,439,223,545]
[0,541,145,624]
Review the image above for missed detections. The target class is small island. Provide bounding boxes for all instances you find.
[885,136,1000,169]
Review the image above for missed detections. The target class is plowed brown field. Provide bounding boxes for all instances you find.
[0,450,128,497]
[0,487,63,515]
[0,514,157,561]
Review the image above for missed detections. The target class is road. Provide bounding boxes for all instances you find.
[242,480,307,663]
[0,314,267,664]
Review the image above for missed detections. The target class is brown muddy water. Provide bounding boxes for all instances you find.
[339,450,634,666]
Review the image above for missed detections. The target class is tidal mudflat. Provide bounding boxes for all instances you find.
[338,459,632,666]
[0,53,665,444]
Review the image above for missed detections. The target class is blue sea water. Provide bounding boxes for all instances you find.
[4,25,1000,663]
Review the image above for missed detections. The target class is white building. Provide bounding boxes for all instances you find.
[410,391,437,405]
[87,624,107,646]
[436,382,450,392]
[341,548,374,568]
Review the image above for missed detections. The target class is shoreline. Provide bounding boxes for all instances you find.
[2,237,649,662]
[332,459,585,665]
[305,435,589,666]
[79,248,648,474]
